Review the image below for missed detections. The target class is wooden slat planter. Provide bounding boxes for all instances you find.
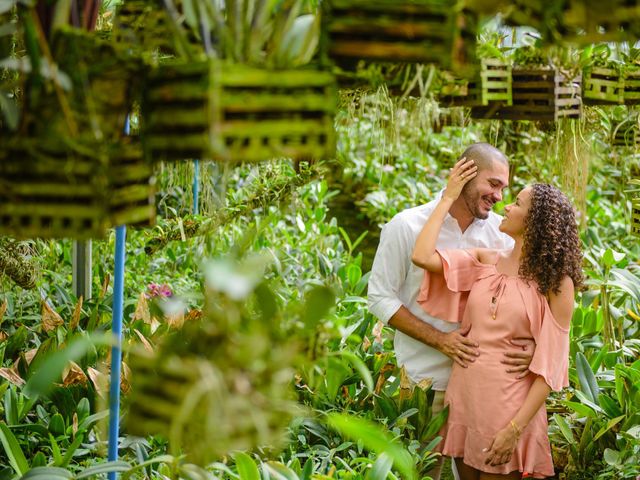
[113,0,173,54]
[632,199,640,236]
[564,1,640,44]
[21,27,141,143]
[612,122,640,148]
[441,59,512,107]
[624,67,640,105]
[583,67,624,105]
[471,68,581,121]
[503,0,545,31]
[142,61,337,163]
[322,0,478,75]
[0,138,155,239]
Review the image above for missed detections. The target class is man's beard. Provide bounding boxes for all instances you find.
[462,183,491,220]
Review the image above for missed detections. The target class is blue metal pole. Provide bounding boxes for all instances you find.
[108,116,130,480]
[108,226,126,479]
[193,159,200,215]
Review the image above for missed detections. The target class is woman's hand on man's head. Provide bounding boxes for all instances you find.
[443,157,478,201]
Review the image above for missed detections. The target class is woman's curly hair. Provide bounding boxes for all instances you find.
[520,183,584,296]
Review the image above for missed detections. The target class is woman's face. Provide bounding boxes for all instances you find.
[499,187,533,237]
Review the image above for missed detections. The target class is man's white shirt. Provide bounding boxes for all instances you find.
[368,195,514,390]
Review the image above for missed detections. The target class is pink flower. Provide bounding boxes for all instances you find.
[146,283,173,299]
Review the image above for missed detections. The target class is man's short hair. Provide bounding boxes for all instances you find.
[458,143,509,171]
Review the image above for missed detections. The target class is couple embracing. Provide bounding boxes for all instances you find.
[368,143,583,480]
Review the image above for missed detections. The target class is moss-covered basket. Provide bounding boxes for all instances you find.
[0,27,154,239]
[141,60,337,163]
[440,58,512,107]
[322,0,478,76]
[471,68,582,121]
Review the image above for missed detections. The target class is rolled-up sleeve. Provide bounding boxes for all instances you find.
[368,215,412,325]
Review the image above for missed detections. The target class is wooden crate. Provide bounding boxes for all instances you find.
[113,0,173,54]
[37,28,139,141]
[583,67,624,105]
[632,199,640,237]
[471,68,581,121]
[142,61,337,163]
[503,0,545,31]
[322,0,478,76]
[624,67,640,105]
[0,138,155,239]
[564,0,640,44]
[612,118,640,148]
[441,59,512,107]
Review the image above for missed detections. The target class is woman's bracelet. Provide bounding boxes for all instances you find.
[510,420,522,439]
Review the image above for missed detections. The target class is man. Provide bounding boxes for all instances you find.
[368,143,534,479]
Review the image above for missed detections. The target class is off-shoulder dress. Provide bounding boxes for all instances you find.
[417,249,569,478]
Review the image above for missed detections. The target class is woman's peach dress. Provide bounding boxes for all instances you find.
[417,249,570,478]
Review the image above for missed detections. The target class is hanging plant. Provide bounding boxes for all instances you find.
[581,44,625,105]
[0,18,155,239]
[321,0,478,76]
[126,259,333,464]
[141,0,337,163]
[440,32,513,108]
[471,43,582,121]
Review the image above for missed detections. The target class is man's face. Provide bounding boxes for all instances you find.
[461,160,509,219]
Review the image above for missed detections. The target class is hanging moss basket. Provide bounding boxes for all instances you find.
[440,58,512,107]
[322,0,478,76]
[612,121,640,148]
[0,138,155,240]
[471,68,581,121]
[583,67,624,105]
[563,1,640,44]
[141,60,337,163]
[623,67,640,105]
[631,199,640,237]
[21,27,142,143]
[112,0,174,55]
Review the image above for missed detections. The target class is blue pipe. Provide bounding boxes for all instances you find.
[193,159,200,215]
[108,226,126,479]
[108,116,130,480]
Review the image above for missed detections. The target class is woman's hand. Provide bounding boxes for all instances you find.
[484,424,519,466]
[443,157,477,201]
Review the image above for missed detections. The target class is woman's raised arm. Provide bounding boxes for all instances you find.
[411,157,477,272]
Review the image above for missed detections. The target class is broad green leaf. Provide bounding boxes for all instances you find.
[559,400,596,418]
[575,352,600,404]
[335,351,374,393]
[593,415,625,442]
[602,248,624,268]
[24,334,111,399]
[599,394,622,419]
[553,414,574,444]
[366,453,393,480]
[0,422,29,476]
[326,413,416,480]
[573,390,604,414]
[263,461,299,480]
[234,452,260,480]
[422,406,449,441]
[19,467,73,480]
[603,448,621,466]
[300,458,313,480]
[60,434,84,468]
[76,461,131,479]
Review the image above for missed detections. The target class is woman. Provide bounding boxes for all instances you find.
[411,158,583,479]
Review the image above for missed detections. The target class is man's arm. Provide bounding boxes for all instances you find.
[389,306,479,368]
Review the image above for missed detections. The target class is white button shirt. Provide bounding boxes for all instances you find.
[368,196,514,391]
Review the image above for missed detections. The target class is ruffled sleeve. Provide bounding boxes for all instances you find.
[524,292,570,392]
[519,282,569,392]
[416,249,494,323]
